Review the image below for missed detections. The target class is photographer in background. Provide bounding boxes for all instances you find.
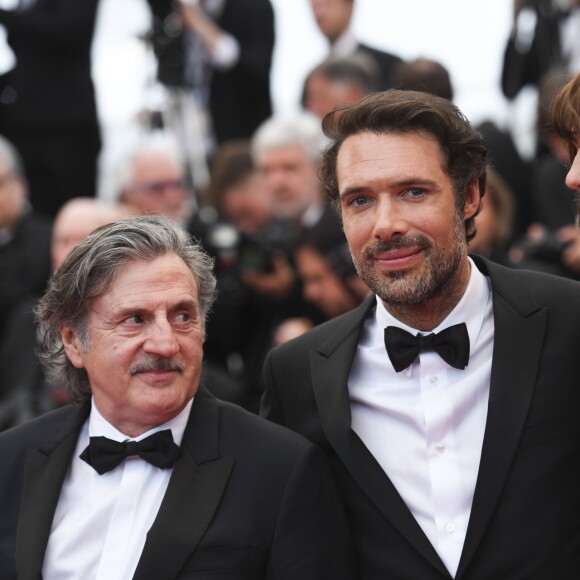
[146,0,274,154]
[509,72,580,278]
[0,0,101,218]
[194,141,316,412]
[501,0,580,100]
[295,218,369,321]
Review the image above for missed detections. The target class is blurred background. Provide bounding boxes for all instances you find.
[0,0,524,199]
[1,0,578,427]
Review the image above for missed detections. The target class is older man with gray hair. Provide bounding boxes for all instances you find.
[0,215,355,579]
[252,111,329,226]
[248,112,342,302]
[116,132,195,226]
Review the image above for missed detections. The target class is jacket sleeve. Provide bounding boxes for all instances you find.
[266,443,357,579]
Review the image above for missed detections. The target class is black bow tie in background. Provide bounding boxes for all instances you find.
[80,429,182,475]
[384,322,470,373]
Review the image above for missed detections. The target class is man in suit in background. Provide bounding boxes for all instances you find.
[501,0,580,100]
[0,0,101,218]
[310,0,403,90]
[262,90,580,578]
[0,197,127,430]
[148,0,275,151]
[0,215,355,579]
[0,134,51,340]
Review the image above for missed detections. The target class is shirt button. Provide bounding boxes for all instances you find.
[435,442,446,454]
[430,375,439,385]
[445,522,456,533]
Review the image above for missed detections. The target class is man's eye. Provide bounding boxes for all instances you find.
[406,188,425,198]
[175,312,192,323]
[348,196,368,207]
[124,315,143,324]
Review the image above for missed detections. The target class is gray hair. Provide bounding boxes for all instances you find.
[251,111,329,165]
[35,215,217,404]
[115,131,185,198]
[0,134,26,180]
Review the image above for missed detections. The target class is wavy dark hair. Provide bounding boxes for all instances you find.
[320,89,489,243]
[551,73,580,221]
[551,73,580,163]
[35,215,217,404]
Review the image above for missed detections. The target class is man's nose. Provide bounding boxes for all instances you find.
[565,151,580,194]
[373,196,410,240]
[266,169,287,191]
[143,318,179,357]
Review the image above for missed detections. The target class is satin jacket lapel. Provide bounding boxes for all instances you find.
[311,297,449,576]
[133,388,234,580]
[16,403,90,580]
[456,257,547,578]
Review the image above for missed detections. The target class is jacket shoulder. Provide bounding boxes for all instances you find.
[475,255,580,308]
[0,404,84,450]
[215,394,314,455]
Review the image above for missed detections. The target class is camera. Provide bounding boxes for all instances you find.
[199,218,297,274]
[518,230,571,263]
[148,7,187,88]
[237,219,297,274]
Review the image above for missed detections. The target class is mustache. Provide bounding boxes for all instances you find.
[363,235,431,259]
[129,359,185,376]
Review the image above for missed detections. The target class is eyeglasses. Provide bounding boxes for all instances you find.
[127,179,186,195]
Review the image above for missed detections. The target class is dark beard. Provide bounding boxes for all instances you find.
[353,218,466,307]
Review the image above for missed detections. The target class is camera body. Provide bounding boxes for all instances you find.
[519,230,571,263]
[201,218,297,275]
[237,219,297,274]
[149,8,187,88]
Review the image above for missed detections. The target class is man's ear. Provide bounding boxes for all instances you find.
[60,324,86,369]
[463,178,481,221]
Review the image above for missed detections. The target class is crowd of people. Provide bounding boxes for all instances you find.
[0,0,579,577]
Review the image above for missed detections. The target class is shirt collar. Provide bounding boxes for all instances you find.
[330,27,358,58]
[88,398,193,446]
[300,200,325,227]
[375,257,491,351]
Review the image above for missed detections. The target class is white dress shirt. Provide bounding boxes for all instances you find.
[329,27,359,59]
[349,259,494,577]
[42,399,192,580]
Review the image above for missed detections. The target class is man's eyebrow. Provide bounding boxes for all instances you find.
[113,300,198,317]
[339,178,440,197]
[112,306,147,319]
[339,186,368,198]
[395,178,440,188]
[171,300,199,312]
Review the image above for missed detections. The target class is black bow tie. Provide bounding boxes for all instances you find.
[384,322,470,373]
[80,429,182,475]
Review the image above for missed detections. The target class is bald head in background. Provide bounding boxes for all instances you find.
[52,197,129,271]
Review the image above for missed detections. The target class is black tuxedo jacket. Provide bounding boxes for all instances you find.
[0,387,356,579]
[209,0,274,144]
[355,43,402,90]
[501,5,564,100]
[0,0,99,130]
[0,1,102,214]
[262,256,580,579]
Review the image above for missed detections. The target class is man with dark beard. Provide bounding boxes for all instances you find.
[261,90,580,579]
